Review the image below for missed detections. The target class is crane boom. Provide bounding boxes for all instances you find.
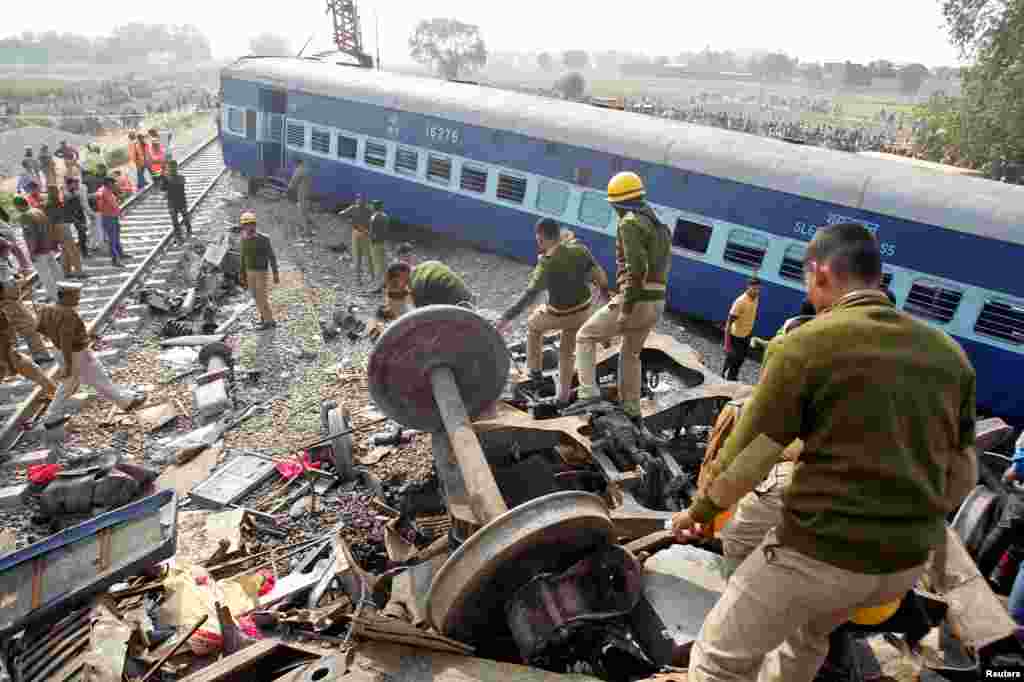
[325,0,374,67]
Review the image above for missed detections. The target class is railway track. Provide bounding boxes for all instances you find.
[0,135,227,453]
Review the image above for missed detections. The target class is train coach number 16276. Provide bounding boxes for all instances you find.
[427,126,461,144]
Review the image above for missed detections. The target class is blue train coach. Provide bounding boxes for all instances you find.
[220,56,1024,423]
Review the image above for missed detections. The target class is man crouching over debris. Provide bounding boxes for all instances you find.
[239,211,280,330]
[385,248,474,309]
[496,218,609,405]
[38,282,146,461]
[671,222,978,682]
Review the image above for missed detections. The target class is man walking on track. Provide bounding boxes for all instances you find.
[166,161,192,242]
[338,195,373,284]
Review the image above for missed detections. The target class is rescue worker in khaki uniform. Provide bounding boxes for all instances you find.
[386,257,473,309]
[0,309,54,398]
[38,282,145,461]
[45,187,85,279]
[367,201,390,294]
[496,218,609,404]
[239,212,280,330]
[574,172,671,424]
[338,195,373,284]
[287,160,314,237]
[671,223,978,682]
[0,225,52,365]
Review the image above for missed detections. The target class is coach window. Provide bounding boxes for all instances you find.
[723,229,769,270]
[905,278,963,324]
[286,122,306,149]
[975,298,1024,345]
[779,244,806,281]
[536,179,569,216]
[364,140,388,168]
[337,134,358,160]
[460,165,488,193]
[881,271,894,290]
[427,155,452,185]
[497,173,527,204]
[395,147,419,176]
[311,128,331,155]
[674,217,714,255]
[227,107,245,136]
[579,191,614,230]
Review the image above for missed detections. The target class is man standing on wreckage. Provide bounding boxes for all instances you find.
[670,222,980,682]
[36,281,146,462]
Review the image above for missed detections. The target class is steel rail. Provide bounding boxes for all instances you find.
[0,134,227,454]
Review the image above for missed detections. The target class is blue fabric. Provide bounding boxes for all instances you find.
[102,217,123,259]
[1010,561,1024,625]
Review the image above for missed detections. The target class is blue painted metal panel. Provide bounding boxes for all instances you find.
[222,77,261,109]
[221,73,1024,421]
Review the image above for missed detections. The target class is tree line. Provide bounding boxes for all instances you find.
[0,24,213,64]
[912,0,1024,173]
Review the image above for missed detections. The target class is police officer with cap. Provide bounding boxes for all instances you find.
[37,281,146,461]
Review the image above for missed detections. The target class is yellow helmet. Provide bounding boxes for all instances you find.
[607,171,645,204]
[239,212,257,225]
[851,600,901,626]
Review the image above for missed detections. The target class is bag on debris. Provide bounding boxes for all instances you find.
[158,562,260,655]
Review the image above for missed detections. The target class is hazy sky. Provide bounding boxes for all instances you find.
[24,0,963,67]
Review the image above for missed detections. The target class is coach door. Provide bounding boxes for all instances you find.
[257,88,287,178]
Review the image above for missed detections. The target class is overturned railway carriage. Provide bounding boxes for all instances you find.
[220,57,1024,422]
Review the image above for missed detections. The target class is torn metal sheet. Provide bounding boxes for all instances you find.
[0,490,178,639]
[189,452,278,508]
[629,544,729,668]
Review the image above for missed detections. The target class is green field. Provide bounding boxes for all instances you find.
[0,78,67,98]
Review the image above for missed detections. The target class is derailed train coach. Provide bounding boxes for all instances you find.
[219,56,1024,423]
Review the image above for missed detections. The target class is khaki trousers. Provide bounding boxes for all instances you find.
[370,242,387,286]
[575,297,664,416]
[2,351,55,397]
[0,297,47,354]
[247,270,274,323]
[719,461,795,570]
[352,229,372,280]
[61,236,83,276]
[688,530,925,682]
[527,304,592,400]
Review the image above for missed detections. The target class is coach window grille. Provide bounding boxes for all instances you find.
[904,279,963,324]
[286,122,305,149]
[881,272,894,290]
[778,244,806,281]
[460,165,488,193]
[497,173,527,204]
[674,217,714,255]
[723,229,768,270]
[395,147,419,175]
[265,113,283,142]
[975,299,1024,345]
[364,140,388,168]
[536,179,570,216]
[311,128,331,154]
[427,155,452,184]
[579,191,614,230]
[337,135,358,160]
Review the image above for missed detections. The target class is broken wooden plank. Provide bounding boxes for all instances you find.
[176,640,321,682]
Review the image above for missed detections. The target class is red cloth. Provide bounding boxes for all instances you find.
[257,570,276,596]
[275,454,320,480]
[28,463,63,484]
[95,186,121,217]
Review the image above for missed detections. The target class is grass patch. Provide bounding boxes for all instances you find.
[0,192,14,218]
[0,78,67,98]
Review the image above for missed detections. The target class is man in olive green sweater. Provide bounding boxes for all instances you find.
[574,172,671,422]
[671,222,978,682]
[497,218,609,403]
[239,212,280,330]
[386,256,473,309]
